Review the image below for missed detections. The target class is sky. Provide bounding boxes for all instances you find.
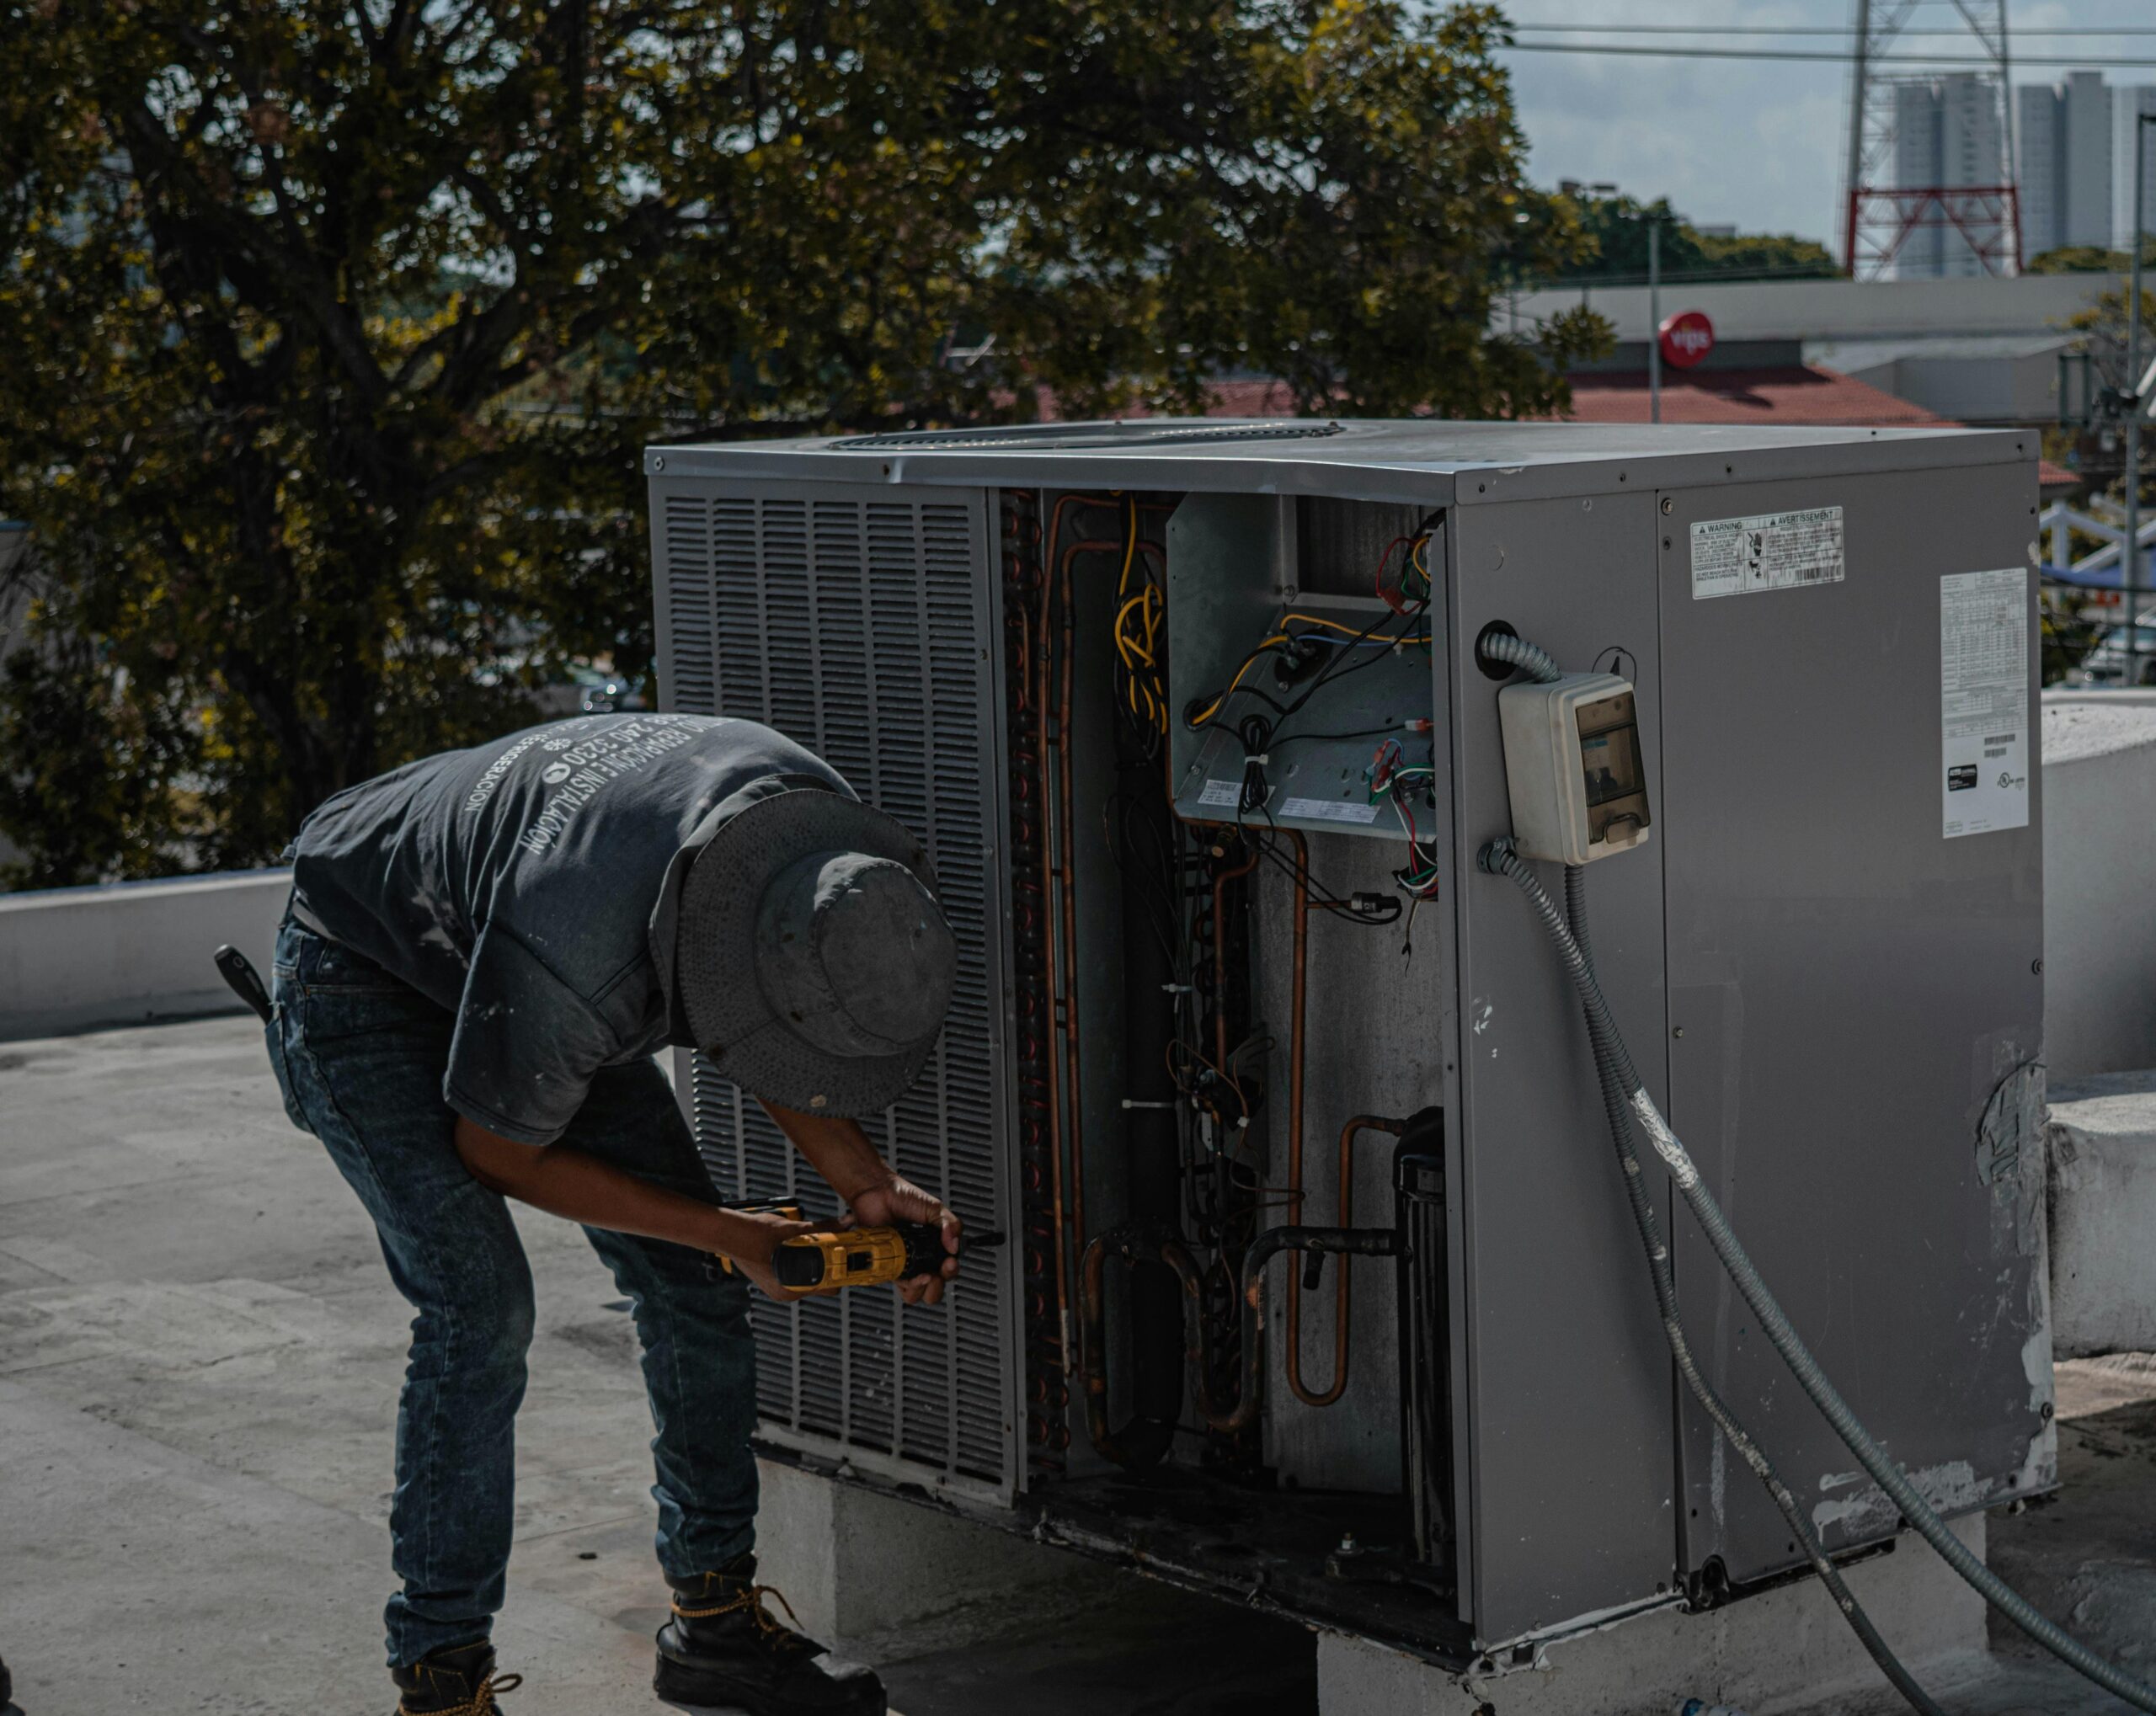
[1497,2,2156,248]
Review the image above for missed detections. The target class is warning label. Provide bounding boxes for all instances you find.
[1940,568,2030,840]
[1281,797,1381,825]
[1689,506,1845,600]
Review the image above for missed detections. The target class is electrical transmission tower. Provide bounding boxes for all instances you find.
[1840,0,2021,280]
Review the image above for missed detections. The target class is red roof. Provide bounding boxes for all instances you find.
[1035,363,2081,487]
[1562,364,1941,427]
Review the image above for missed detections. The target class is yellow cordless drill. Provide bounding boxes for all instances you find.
[723,1202,1006,1295]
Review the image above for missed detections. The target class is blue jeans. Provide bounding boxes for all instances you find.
[266,916,759,1666]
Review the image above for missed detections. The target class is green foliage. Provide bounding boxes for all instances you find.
[0,0,1605,883]
[2029,242,2156,274]
[1543,193,1837,285]
[1690,229,1838,280]
[2065,282,2156,401]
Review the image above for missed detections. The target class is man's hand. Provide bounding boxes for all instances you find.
[756,1102,964,1307]
[846,1176,963,1306]
[728,1210,820,1303]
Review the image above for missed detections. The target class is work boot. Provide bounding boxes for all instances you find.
[391,1640,520,1715]
[654,1555,884,1715]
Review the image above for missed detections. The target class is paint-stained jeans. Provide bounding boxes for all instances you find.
[265,914,758,1666]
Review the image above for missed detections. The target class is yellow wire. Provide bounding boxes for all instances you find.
[1187,632,1288,727]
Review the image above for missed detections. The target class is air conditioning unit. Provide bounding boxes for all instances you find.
[645,418,2051,1657]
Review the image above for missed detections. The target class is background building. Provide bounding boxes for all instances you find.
[2020,72,2114,260]
[2122,85,2156,248]
[1892,73,2009,279]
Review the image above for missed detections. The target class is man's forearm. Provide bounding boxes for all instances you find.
[453,1117,778,1262]
[757,1101,896,1204]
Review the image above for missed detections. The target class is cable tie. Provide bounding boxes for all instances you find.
[1246,753,1269,765]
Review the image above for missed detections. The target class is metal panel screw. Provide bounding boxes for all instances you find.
[2032,958,2044,974]
[652,456,665,472]
[1673,1026,1685,1039]
[1660,497,1673,514]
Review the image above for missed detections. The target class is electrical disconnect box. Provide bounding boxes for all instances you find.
[645,419,2050,1660]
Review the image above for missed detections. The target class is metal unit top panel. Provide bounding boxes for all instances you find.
[645,417,2031,508]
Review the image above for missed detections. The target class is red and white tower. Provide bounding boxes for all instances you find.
[1840,0,2022,280]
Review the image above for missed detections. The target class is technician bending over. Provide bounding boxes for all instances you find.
[267,713,961,1716]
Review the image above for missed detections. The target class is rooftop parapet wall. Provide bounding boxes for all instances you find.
[0,869,289,1042]
[2043,692,2156,1081]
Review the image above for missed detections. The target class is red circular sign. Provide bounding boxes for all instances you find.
[1658,310,1716,370]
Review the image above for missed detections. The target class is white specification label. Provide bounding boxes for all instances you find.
[1196,778,1241,808]
[1690,505,1845,600]
[1940,568,2030,840]
[1281,797,1382,825]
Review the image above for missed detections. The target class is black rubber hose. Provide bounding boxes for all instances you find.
[1562,867,1948,1716]
[1485,838,2156,1713]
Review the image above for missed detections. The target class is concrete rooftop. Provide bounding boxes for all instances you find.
[3,1015,2153,1715]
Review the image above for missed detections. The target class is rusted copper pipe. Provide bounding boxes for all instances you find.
[1288,1114,1408,1406]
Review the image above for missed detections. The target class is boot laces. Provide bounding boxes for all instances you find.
[398,1670,521,1716]
[670,1581,815,1657]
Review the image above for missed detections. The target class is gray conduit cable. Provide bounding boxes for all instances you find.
[1478,630,1564,685]
[1482,837,2156,1713]
[1562,866,1947,1716]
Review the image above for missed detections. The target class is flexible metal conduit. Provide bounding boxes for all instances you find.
[1480,829,2156,1713]
[1079,1224,1400,1449]
[1558,866,1946,1716]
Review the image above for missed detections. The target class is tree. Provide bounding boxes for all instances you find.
[0,0,1606,886]
[2029,242,2156,274]
[1543,192,1836,285]
[1691,230,1838,280]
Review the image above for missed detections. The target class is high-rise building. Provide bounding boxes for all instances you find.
[2121,86,2156,252]
[1892,74,2009,279]
[2019,72,2114,262]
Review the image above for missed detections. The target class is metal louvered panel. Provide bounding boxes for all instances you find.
[648,476,1019,1504]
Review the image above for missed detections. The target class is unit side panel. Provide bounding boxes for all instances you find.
[1448,494,1678,1642]
[1657,465,2047,1584]
[644,473,1022,1505]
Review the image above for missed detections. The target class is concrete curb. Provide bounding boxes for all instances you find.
[0,870,289,1042]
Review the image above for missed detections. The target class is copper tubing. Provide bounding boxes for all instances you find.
[1034,500,1086,1370]
[1209,841,1260,1096]
[1033,494,1129,1359]
[1079,1224,1400,1451]
[1075,1229,1175,1467]
[1288,1114,1408,1406]
[1056,536,1127,1267]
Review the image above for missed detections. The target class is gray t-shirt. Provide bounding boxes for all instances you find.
[285,713,847,1145]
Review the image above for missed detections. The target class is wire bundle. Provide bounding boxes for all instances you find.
[1110,494,1169,749]
[1365,738,1440,899]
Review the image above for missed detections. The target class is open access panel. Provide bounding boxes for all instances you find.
[645,419,2052,1659]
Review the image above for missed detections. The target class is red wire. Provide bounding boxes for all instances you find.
[1373,536,1412,615]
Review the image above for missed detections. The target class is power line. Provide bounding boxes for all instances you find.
[1497,41,2156,68]
[1509,23,2156,36]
